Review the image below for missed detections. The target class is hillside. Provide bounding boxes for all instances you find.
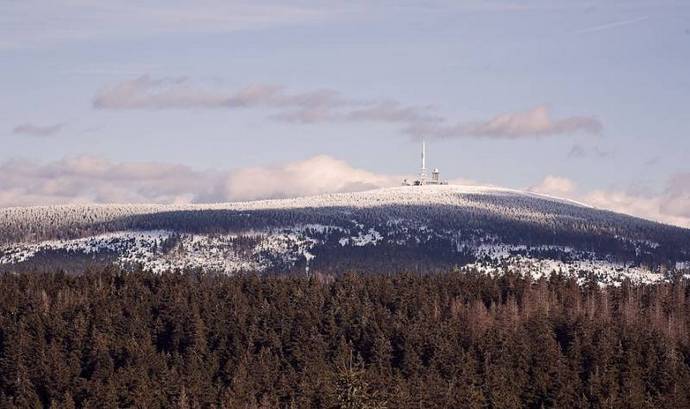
[1,185,689,284]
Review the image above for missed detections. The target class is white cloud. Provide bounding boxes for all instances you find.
[94,77,601,139]
[0,155,402,207]
[92,76,349,111]
[345,101,439,124]
[0,156,212,206]
[12,123,64,137]
[2,155,688,229]
[529,175,690,228]
[408,106,602,139]
[221,155,401,201]
[272,100,437,124]
[529,175,577,197]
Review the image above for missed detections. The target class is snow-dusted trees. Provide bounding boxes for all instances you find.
[1,186,688,272]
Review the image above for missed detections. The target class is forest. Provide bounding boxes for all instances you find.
[2,268,690,408]
[3,190,689,266]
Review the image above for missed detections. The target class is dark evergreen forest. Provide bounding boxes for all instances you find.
[2,268,690,408]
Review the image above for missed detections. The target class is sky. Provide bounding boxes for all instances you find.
[1,0,689,227]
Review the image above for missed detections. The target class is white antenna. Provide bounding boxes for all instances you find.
[419,137,427,184]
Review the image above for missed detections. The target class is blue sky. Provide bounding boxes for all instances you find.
[1,1,689,226]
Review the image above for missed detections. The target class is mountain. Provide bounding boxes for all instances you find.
[1,185,689,284]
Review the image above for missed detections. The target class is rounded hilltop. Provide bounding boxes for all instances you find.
[0,183,683,237]
[1,182,689,283]
[0,182,688,246]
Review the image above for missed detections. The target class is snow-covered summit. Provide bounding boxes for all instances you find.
[0,184,585,229]
[1,184,689,285]
[216,184,590,210]
[1,184,571,213]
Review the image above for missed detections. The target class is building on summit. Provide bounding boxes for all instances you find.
[402,139,448,186]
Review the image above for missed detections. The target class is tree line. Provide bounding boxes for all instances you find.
[1,268,690,408]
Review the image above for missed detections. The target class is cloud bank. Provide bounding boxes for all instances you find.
[0,156,210,206]
[530,175,690,228]
[529,175,577,197]
[0,155,401,207]
[1,155,688,228]
[222,155,399,201]
[94,76,602,139]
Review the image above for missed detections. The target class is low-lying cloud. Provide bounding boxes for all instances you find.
[221,155,400,201]
[93,76,601,139]
[0,156,211,206]
[0,155,401,207]
[529,175,577,197]
[12,123,64,137]
[530,175,690,228]
[2,155,688,228]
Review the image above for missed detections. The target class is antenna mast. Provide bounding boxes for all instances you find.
[419,137,427,184]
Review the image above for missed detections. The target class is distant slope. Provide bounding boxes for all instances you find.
[1,185,689,283]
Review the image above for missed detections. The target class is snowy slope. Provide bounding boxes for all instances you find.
[0,185,591,239]
[1,185,689,284]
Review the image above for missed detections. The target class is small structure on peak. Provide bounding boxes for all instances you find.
[402,138,447,186]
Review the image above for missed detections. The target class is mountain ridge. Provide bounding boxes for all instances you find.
[1,185,689,284]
